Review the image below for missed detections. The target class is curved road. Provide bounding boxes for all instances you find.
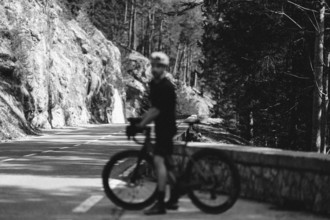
[0,125,327,220]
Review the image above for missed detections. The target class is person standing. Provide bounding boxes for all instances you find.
[137,52,178,215]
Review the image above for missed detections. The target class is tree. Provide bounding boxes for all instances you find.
[312,0,325,152]
[200,0,328,151]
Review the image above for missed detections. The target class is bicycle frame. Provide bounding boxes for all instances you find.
[130,124,206,186]
[103,120,240,214]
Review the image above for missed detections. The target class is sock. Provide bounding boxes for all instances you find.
[157,190,165,205]
[168,188,180,203]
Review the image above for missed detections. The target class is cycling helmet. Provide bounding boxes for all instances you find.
[150,52,170,66]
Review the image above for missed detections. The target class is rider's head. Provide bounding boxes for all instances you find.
[150,52,169,79]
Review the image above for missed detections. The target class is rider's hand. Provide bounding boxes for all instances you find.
[135,123,144,133]
[126,125,136,139]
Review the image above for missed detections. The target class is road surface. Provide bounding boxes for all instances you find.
[0,125,327,220]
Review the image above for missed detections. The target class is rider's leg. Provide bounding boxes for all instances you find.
[165,158,180,210]
[144,155,167,215]
[154,155,167,203]
[145,137,174,215]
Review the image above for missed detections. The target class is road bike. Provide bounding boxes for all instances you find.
[102,118,240,214]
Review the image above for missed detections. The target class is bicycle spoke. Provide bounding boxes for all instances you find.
[106,155,157,204]
[189,154,238,207]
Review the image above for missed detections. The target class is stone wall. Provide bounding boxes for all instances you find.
[175,141,330,216]
[107,125,330,215]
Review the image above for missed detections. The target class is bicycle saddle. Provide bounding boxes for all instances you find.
[184,116,200,125]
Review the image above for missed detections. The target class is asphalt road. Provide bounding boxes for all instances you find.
[0,125,327,220]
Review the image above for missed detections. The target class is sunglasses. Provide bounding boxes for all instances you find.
[151,63,166,68]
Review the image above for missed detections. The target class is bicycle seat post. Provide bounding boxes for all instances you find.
[145,127,151,142]
[184,124,192,144]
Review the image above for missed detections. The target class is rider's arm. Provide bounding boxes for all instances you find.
[138,107,160,127]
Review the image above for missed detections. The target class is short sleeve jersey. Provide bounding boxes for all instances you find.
[149,77,177,137]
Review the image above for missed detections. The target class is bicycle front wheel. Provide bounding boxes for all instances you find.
[102,150,157,210]
[186,149,240,214]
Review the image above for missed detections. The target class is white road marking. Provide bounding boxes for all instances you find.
[1,158,14,162]
[72,195,104,213]
[120,164,137,178]
[24,154,36,157]
[1,128,125,164]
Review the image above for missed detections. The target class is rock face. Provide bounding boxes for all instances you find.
[0,0,125,135]
[122,51,152,118]
[176,86,214,117]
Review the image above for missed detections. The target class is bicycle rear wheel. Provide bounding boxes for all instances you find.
[186,149,240,214]
[102,150,157,210]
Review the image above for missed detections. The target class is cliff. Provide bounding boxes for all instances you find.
[0,0,125,139]
[0,0,213,140]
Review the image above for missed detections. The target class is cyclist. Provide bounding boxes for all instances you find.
[136,52,178,215]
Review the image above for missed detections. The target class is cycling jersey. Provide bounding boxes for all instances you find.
[149,76,177,156]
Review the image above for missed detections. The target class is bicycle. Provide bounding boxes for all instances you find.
[102,118,240,214]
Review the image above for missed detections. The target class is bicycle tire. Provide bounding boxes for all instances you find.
[186,149,240,214]
[102,150,157,210]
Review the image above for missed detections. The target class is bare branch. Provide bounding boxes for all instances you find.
[283,72,310,80]
[287,0,318,13]
[165,1,203,16]
[266,8,303,29]
[282,12,303,29]
[307,15,319,31]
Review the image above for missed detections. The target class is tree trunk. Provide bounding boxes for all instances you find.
[149,10,155,54]
[182,44,187,84]
[187,47,192,86]
[321,52,330,153]
[158,19,163,51]
[144,10,150,57]
[311,0,325,152]
[194,70,198,88]
[186,46,189,86]
[124,0,128,24]
[46,0,53,128]
[128,0,134,48]
[249,111,254,143]
[177,45,185,79]
[173,44,181,77]
[140,16,145,54]
[131,0,137,50]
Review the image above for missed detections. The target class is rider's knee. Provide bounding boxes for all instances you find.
[153,155,165,167]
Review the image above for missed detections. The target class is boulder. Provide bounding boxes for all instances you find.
[176,85,214,117]
[122,51,152,117]
[51,106,65,128]
[31,112,51,129]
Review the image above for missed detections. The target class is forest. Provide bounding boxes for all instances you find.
[62,0,330,154]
